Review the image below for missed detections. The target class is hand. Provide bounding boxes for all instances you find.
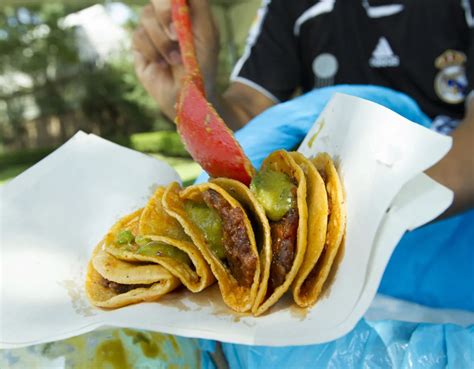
[132,0,219,120]
[426,99,474,215]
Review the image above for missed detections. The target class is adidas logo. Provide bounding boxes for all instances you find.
[369,37,400,68]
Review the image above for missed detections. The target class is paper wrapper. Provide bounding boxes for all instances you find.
[0,94,453,348]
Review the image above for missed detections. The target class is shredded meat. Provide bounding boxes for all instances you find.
[99,276,148,294]
[202,189,257,288]
[269,207,299,292]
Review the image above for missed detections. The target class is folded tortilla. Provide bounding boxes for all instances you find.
[294,152,345,307]
[103,186,214,293]
[162,181,260,313]
[210,177,272,315]
[86,242,180,308]
[290,152,329,307]
[251,150,308,316]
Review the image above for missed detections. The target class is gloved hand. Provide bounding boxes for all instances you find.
[195,84,430,183]
[218,319,473,369]
[194,85,474,369]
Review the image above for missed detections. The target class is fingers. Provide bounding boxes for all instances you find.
[151,0,177,41]
[133,50,175,108]
[132,26,163,65]
[133,3,181,66]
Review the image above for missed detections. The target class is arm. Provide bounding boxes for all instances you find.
[426,98,474,216]
[132,0,219,121]
[133,0,297,130]
[133,0,275,130]
[209,82,276,131]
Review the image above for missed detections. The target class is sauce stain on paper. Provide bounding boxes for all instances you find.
[308,120,325,148]
[159,291,192,312]
[160,285,254,326]
[59,279,96,317]
[289,304,309,321]
[147,183,160,198]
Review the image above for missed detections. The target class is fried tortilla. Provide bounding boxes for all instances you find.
[86,242,180,308]
[210,177,272,315]
[103,186,214,293]
[296,153,346,307]
[250,150,308,316]
[290,152,329,307]
[162,181,260,313]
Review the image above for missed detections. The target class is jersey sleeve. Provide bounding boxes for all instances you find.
[230,0,301,103]
[463,0,474,103]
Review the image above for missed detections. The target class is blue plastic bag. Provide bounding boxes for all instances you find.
[216,321,473,369]
[196,85,474,369]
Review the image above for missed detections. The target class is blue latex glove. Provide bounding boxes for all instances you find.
[219,320,474,369]
[195,85,474,368]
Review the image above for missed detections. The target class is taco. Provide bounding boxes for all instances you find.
[210,177,272,315]
[289,152,329,307]
[162,182,260,312]
[249,150,308,315]
[294,152,346,307]
[86,242,180,308]
[103,187,214,293]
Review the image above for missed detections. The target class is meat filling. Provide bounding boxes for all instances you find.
[269,207,299,292]
[99,276,149,294]
[202,189,257,288]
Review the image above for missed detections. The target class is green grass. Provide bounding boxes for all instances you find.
[150,154,202,186]
[0,154,200,186]
[130,131,190,157]
[0,132,202,186]
[0,163,32,185]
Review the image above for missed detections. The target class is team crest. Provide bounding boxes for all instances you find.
[434,50,468,104]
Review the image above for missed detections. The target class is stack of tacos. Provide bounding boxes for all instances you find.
[86,187,214,308]
[86,150,345,315]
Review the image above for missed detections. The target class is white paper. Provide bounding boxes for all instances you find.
[0,94,454,348]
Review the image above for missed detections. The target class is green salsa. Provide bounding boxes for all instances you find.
[250,167,296,221]
[135,236,191,265]
[116,230,134,245]
[184,200,225,259]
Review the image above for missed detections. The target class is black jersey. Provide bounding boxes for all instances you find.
[232,0,473,132]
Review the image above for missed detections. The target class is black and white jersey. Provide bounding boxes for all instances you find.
[232,0,473,132]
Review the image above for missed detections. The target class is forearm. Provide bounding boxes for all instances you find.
[426,102,474,217]
[208,82,276,132]
[208,92,253,132]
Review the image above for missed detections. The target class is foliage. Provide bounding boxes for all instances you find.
[0,131,200,186]
[130,131,189,157]
[77,56,172,143]
[0,4,79,79]
[0,2,171,149]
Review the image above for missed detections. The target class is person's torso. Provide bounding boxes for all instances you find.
[294,0,470,131]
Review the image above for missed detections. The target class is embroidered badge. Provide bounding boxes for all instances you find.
[434,50,468,104]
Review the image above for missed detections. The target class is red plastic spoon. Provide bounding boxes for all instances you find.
[171,0,255,185]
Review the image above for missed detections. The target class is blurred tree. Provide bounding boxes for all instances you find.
[0,0,259,151]
[0,4,77,146]
[79,56,171,142]
[0,2,168,150]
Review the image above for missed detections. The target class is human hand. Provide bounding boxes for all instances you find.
[132,0,219,120]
